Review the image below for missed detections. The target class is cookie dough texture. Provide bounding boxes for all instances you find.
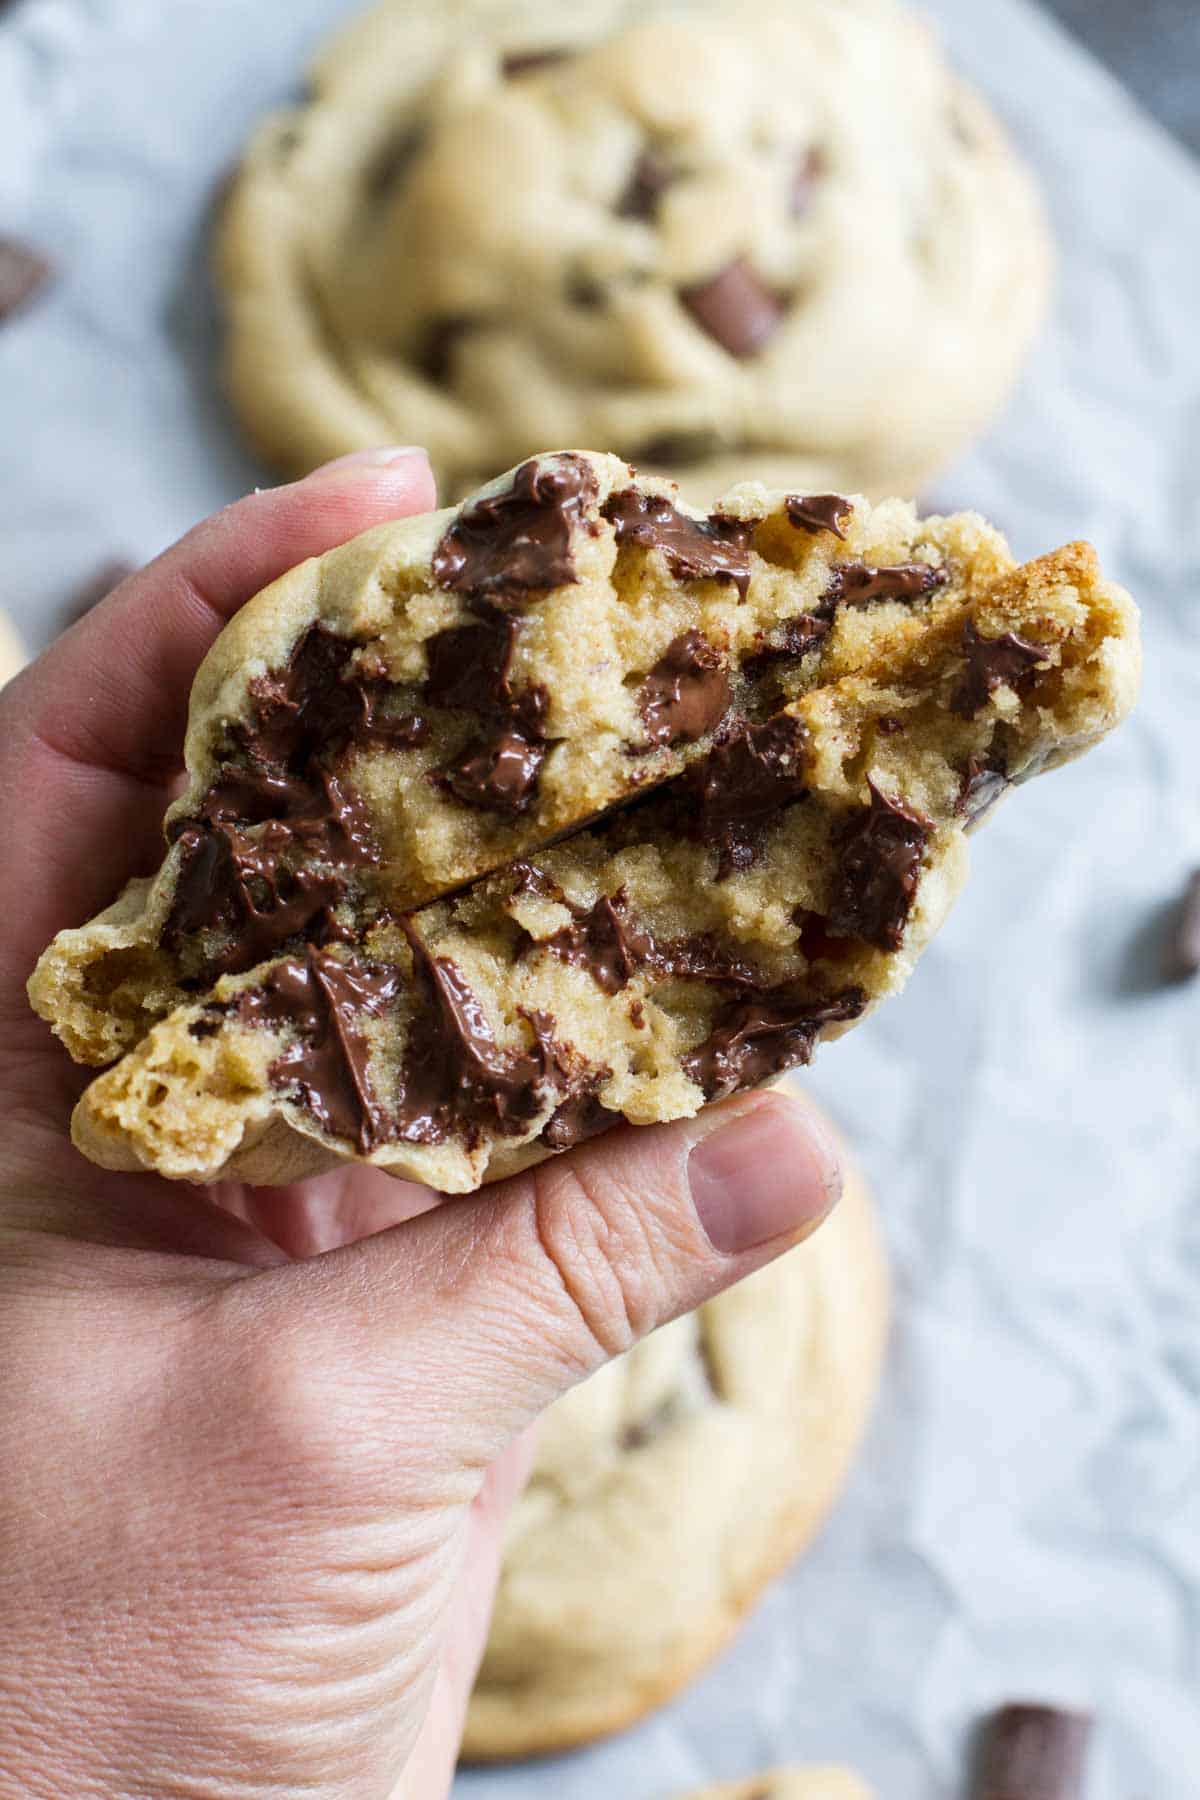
[216,0,1050,503]
[28,452,1139,1192]
[465,1150,887,1758]
[679,1771,872,1800]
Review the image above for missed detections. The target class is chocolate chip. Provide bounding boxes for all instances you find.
[603,488,754,599]
[539,888,655,995]
[790,144,826,216]
[432,454,598,602]
[424,614,517,714]
[744,613,830,679]
[679,713,811,877]
[956,749,1009,830]
[631,429,725,468]
[638,630,731,747]
[794,908,855,964]
[951,619,1048,718]
[682,985,865,1101]
[237,948,402,1152]
[971,1703,1091,1800]
[828,778,933,951]
[62,557,137,626]
[877,715,904,736]
[364,127,423,205]
[785,493,851,539]
[680,258,784,358]
[616,149,676,220]
[541,1088,619,1151]
[417,315,473,384]
[1165,868,1200,981]
[502,47,572,77]
[0,236,54,324]
[825,559,947,606]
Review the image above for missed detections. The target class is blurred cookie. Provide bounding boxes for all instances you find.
[217,0,1049,501]
[464,1145,888,1757]
[680,1771,872,1800]
[28,452,1139,1190]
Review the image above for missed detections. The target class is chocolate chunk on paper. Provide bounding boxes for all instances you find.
[0,236,54,324]
[680,258,784,358]
[971,1702,1092,1800]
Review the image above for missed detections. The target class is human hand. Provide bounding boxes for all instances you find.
[0,452,845,1800]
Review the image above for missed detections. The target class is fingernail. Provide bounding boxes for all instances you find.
[308,446,428,477]
[688,1095,843,1255]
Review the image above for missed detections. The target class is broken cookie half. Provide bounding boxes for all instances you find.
[28,451,1139,1190]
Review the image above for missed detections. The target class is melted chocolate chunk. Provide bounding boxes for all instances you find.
[0,236,54,324]
[424,614,517,714]
[502,47,572,77]
[683,985,865,1101]
[237,948,401,1152]
[392,928,592,1146]
[432,453,597,602]
[744,613,830,679]
[541,888,655,995]
[638,630,731,747]
[785,493,851,539]
[631,428,724,468]
[603,488,753,599]
[679,714,810,877]
[957,749,1010,829]
[417,315,473,384]
[540,1088,619,1151]
[828,778,933,951]
[825,559,947,606]
[163,627,424,977]
[436,684,549,813]
[793,908,856,964]
[681,258,784,358]
[617,149,676,219]
[654,933,769,989]
[971,1703,1091,1800]
[950,619,1048,718]
[790,145,826,217]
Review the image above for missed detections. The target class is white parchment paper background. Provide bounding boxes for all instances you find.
[2,2,1198,1794]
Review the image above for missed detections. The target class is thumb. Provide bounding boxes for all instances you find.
[296,1089,844,1465]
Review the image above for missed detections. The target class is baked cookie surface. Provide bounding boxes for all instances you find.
[28,452,1139,1191]
[217,0,1050,502]
[465,1148,887,1758]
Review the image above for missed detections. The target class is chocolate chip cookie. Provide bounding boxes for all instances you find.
[28,452,1139,1190]
[679,1772,872,1800]
[465,1146,887,1757]
[216,0,1050,502]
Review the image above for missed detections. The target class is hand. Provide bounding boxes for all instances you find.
[0,452,845,1800]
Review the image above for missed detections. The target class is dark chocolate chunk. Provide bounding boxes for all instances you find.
[617,149,676,220]
[951,619,1048,718]
[683,985,865,1101]
[541,888,655,995]
[876,716,905,736]
[1165,868,1200,981]
[541,1088,619,1151]
[364,127,422,204]
[679,713,810,877]
[436,684,549,814]
[744,613,830,679]
[790,144,826,217]
[785,493,851,539]
[0,236,54,324]
[62,557,137,626]
[432,453,598,603]
[680,258,784,359]
[424,613,517,714]
[825,559,947,607]
[957,750,1010,830]
[502,47,572,77]
[237,948,401,1152]
[653,932,770,989]
[163,627,424,977]
[392,930,593,1147]
[417,315,473,384]
[603,487,753,599]
[638,630,731,747]
[827,778,933,951]
[793,908,855,964]
[972,1702,1091,1800]
[632,428,725,468]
